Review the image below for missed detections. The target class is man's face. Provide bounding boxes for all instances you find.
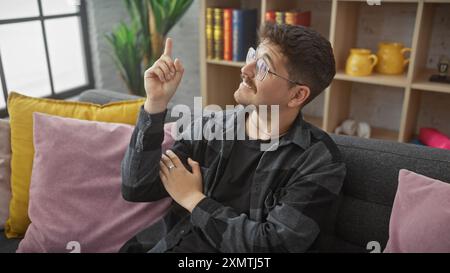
[234,40,294,109]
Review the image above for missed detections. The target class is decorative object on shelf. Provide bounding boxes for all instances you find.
[345,48,378,76]
[375,42,411,75]
[106,0,193,96]
[419,128,450,151]
[429,55,450,84]
[410,139,425,146]
[334,119,371,138]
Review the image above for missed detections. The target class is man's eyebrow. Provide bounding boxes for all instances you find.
[261,53,276,71]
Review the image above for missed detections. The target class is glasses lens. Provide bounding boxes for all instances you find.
[246,48,255,64]
[256,59,268,81]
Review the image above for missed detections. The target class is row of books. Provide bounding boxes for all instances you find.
[265,10,311,26]
[206,8,257,62]
[206,8,312,62]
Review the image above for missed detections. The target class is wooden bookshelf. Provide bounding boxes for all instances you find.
[199,0,450,143]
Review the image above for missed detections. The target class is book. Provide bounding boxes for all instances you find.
[265,10,311,27]
[265,10,276,23]
[213,8,224,60]
[206,8,214,59]
[223,8,233,61]
[297,11,311,27]
[275,11,284,25]
[285,11,298,25]
[232,9,257,62]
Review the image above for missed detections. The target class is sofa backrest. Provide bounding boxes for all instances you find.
[326,134,450,252]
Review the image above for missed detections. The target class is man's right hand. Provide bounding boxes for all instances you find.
[143,38,184,114]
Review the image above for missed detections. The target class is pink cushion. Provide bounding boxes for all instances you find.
[419,128,450,150]
[384,169,450,253]
[17,113,175,253]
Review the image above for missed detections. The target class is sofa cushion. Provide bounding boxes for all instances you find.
[0,119,11,229]
[384,169,450,253]
[17,113,174,252]
[5,92,145,238]
[329,134,450,252]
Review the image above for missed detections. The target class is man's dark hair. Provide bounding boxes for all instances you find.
[259,23,336,105]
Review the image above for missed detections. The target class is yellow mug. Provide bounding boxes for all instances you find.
[376,42,411,75]
[345,48,378,77]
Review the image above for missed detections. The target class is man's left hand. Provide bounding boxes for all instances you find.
[159,150,205,212]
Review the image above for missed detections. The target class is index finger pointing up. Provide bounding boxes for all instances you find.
[164,37,173,57]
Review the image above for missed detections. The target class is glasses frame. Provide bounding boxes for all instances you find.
[246,47,305,86]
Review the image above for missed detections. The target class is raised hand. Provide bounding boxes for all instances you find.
[143,38,184,113]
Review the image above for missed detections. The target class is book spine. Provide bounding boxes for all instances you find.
[297,11,311,27]
[213,8,223,60]
[275,11,284,25]
[232,9,241,61]
[242,9,257,58]
[265,10,276,23]
[285,11,298,25]
[206,8,214,59]
[223,8,233,61]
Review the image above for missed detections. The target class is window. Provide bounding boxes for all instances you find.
[0,0,94,117]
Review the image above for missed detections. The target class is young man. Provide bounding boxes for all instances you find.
[120,23,346,253]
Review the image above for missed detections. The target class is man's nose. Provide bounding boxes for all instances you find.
[241,60,256,78]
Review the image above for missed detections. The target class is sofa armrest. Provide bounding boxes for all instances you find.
[78,89,177,123]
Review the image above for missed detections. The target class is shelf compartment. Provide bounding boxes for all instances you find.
[371,127,399,141]
[331,1,417,81]
[203,63,242,108]
[335,69,409,88]
[304,115,323,129]
[264,0,332,39]
[411,69,450,94]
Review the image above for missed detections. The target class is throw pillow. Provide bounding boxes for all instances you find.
[5,92,145,238]
[384,169,450,253]
[0,119,11,229]
[17,113,174,252]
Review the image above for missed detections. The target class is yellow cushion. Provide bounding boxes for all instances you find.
[5,92,145,238]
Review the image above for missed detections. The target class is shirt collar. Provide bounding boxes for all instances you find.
[233,106,311,150]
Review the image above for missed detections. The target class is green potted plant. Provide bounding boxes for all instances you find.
[106,0,193,96]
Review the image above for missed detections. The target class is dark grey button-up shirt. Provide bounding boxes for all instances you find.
[120,105,346,253]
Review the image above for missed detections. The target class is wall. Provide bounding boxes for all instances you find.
[86,0,200,109]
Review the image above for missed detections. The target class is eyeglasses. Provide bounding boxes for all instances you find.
[246,47,304,86]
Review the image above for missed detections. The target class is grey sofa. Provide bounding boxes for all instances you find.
[1,89,450,253]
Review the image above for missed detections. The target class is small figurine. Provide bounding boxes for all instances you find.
[430,55,450,84]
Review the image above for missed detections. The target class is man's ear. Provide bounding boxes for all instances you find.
[288,85,310,108]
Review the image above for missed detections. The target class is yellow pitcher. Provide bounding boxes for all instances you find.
[376,42,411,75]
[345,48,378,76]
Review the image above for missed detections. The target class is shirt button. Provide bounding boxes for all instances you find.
[180,230,185,235]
